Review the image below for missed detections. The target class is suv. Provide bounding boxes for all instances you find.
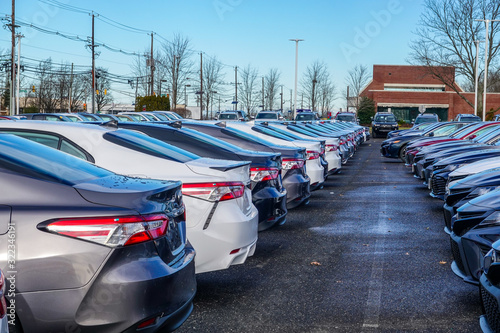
[454,113,481,122]
[295,111,320,121]
[216,110,250,121]
[335,112,358,123]
[255,111,285,122]
[371,112,398,138]
[413,113,439,125]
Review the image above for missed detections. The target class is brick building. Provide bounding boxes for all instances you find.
[360,65,500,122]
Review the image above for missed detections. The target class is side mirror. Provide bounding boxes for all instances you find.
[250,116,255,120]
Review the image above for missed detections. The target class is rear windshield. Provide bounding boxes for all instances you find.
[259,125,304,140]
[180,128,245,153]
[221,127,276,146]
[296,113,316,121]
[374,114,396,122]
[104,129,198,163]
[219,113,238,120]
[336,114,355,121]
[256,113,278,120]
[251,126,295,141]
[415,115,438,124]
[0,134,111,185]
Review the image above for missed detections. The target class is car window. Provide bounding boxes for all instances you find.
[180,128,244,153]
[221,127,276,146]
[60,140,89,160]
[116,115,132,122]
[256,113,277,120]
[336,114,355,121]
[219,113,238,120]
[65,115,80,122]
[431,124,459,136]
[104,129,199,163]
[263,126,304,140]
[448,123,479,138]
[0,131,60,149]
[374,114,396,122]
[99,115,113,121]
[150,113,170,121]
[296,113,315,121]
[0,134,111,186]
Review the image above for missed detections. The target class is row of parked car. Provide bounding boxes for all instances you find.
[0,111,369,332]
[380,119,500,332]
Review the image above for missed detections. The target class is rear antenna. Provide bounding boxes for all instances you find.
[168,121,182,129]
[100,120,118,129]
[215,121,226,128]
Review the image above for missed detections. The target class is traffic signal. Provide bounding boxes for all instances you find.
[31,85,35,92]
[96,90,99,95]
[83,103,87,111]
[104,89,107,95]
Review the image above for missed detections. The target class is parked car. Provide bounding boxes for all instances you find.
[59,113,91,122]
[115,121,294,222]
[479,239,500,332]
[334,112,358,123]
[255,111,285,122]
[295,111,320,121]
[118,112,156,122]
[0,133,196,332]
[454,113,481,122]
[413,113,439,125]
[22,113,72,121]
[0,121,258,274]
[448,188,500,284]
[371,112,398,138]
[95,113,120,122]
[216,111,249,121]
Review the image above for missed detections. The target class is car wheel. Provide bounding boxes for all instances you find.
[399,144,407,162]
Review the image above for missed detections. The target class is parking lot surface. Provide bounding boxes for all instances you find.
[176,138,481,333]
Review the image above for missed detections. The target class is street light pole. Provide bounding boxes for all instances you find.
[185,84,190,107]
[289,39,304,120]
[15,33,23,115]
[476,19,500,121]
[474,40,482,117]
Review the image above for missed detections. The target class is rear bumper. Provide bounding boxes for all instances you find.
[283,173,311,209]
[253,186,288,231]
[16,243,197,333]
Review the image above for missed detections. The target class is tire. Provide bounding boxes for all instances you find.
[399,144,407,162]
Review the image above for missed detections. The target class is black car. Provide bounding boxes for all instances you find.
[371,112,398,138]
[116,122,292,229]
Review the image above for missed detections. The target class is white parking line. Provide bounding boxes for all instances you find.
[362,193,387,330]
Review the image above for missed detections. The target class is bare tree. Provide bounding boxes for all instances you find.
[200,55,225,119]
[94,68,113,112]
[301,61,329,112]
[239,65,260,115]
[36,58,58,112]
[317,79,336,118]
[161,34,194,109]
[409,0,500,111]
[345,64,371,112]
[264,68,280,110]
[131,53,149,97]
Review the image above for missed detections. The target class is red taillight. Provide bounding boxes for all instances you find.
[182,182,245,201]
[250,167,279,182]
[0,271,5,319]
[44,214,171,247]
[137,316,158,329]
[325,144,338,152]
[282,158,305,170]
[305,150,320,160]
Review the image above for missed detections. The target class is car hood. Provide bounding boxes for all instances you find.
[450,156,500,177]
[434,148,500,167]
[451,168,500,191]
[465,188,500,210]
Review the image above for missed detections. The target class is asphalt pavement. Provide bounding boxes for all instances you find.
[175,138,481,333]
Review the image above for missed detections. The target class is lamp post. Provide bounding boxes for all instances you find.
[474,40,483,117]
[476,19,500,120]
[289,39,304,120]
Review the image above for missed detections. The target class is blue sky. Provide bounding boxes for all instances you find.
[0,0,425,109]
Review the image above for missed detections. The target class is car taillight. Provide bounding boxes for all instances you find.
[282,158,305,170]
[0,270,5,319]
[250,167,279,182]
[305,150,320,160]
[182,182,245,201]
[42,214,172,247]
[325,144,338,152]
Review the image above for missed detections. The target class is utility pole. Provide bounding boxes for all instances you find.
[69,62,73,112]
[10,0,16,115]
[15,33,23,115]
[90,12,97,114]
[234,66,238,111]
[346,86,350,112]
[135,77,139,103]
[280,85,283,112]
[289,89,292,116]
[312,79,317,112]
[262,77,265,110]
[150,32,154,96]
[474,41,481,116]
[172,55,178,109]
[200,52,203,120]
